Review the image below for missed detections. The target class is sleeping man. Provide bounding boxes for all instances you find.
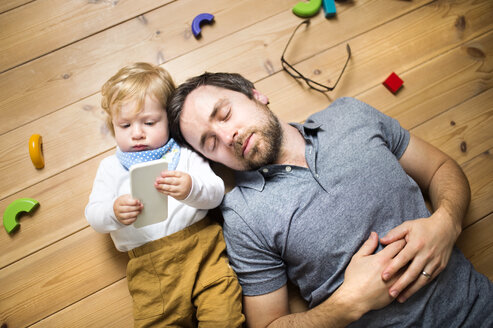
[167,72,493,327]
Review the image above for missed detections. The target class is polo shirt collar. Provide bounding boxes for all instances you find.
[290,121,322,137]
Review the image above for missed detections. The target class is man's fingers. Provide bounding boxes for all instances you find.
[382,244,414,281]
[353,232,379,258]
[379,239,407,259]
[388,255,439,299]
[396,276,428,303]
[380,223,409,245]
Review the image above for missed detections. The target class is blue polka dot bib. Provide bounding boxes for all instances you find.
[116,138,181,171]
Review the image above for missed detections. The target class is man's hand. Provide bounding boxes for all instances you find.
[247,232,406,328]
[379,208,459,303]
[155,170,192,200]
[336,232,406,316]
[386,134,469,303]
[113,194,143,225]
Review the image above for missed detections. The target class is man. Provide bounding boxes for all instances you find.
[167,72,493,327]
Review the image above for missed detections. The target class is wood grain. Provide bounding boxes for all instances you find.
[0,0,173,72]
[1,0,491,325]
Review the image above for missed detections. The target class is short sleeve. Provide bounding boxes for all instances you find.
[351,98,410,159]
[222,204,287,296]
[313,97,410,159]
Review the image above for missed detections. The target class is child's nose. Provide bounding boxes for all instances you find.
[131,124,144,139]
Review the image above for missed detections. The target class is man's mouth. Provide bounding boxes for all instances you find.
[242,133,253,158]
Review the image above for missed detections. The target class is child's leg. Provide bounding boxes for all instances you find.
[192,222,245,328]
[127,219,218,327]
[127,248,197,328]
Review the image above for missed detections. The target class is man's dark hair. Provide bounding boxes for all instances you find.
[167,72,255,147]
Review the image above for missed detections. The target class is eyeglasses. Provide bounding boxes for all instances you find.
[281,20,351,93]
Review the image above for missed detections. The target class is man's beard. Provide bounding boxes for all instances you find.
[233,104,283,170]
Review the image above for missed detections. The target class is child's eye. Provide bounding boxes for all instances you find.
[145,121,155,126]
[120,123,130,128]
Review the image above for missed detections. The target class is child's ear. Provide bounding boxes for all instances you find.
[252,89,269,105]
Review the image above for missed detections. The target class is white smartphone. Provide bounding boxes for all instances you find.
[129,158,168,228]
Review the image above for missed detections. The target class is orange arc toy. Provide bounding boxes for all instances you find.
[29,134,45,169]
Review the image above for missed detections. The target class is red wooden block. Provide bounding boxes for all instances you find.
[383,72,404,93]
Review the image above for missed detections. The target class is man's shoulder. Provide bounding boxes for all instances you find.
[221,184,270,220]
[306,97,380,127]
[222,185,253,209]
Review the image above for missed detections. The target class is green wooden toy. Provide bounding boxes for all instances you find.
[3,198,40,233]
[292,0,322,18]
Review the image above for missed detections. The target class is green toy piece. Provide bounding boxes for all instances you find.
[3,198,40,233]
[292,0,323,18]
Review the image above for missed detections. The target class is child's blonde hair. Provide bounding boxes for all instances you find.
[101,62,176,135]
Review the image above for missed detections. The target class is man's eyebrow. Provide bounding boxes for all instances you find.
[199,98,229,149]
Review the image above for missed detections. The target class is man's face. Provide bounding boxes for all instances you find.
[179,85,283,171]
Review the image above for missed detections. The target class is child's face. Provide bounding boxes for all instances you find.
[112,95,169,152]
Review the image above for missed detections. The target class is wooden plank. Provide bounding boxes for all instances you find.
[0,150,111,268]
[359,31,493,130]
[411,88,493,165]
[0,0,491,325]
[0,0,299,135]
[32,279,133,328]
[163,0,430,84]
[0,3,486,201]
[457,213,493,280]
[462,148,493,228]
[0,93,114,201]
[258,0,493,124]
[0,0,173,72]
[0,0,436,199]
[0,227,128,328]
[0,0,33,14]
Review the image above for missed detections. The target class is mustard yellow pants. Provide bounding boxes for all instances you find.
[127,217,245,328]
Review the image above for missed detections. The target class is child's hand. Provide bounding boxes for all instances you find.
[113,194,143,225]
[155,170,192,201]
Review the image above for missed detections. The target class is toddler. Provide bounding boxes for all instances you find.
[85,62,244,327]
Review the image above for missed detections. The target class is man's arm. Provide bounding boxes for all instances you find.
[380,134,470,302]
[243,232,406,328]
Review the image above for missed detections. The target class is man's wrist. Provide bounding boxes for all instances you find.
[435,206,462,240]
[327,286,366,324]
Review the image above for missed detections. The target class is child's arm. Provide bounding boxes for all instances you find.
[85,158,138,233]
[155,148,224,209]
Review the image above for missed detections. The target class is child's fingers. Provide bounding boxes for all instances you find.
[160,170,181,178]
[123,198,142,206]
[156,176,182,187]
[117,195,142,207]
[119,204,142,213]
[155,182,178,193]
[119,217,138,225]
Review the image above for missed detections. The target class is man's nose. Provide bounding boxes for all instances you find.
[217,128,236,147]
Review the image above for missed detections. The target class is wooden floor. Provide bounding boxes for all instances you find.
[1,0,492,326]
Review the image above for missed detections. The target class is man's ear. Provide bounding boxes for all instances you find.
[252,89,269,105]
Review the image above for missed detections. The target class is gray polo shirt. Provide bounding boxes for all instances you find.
[222,97,493,327]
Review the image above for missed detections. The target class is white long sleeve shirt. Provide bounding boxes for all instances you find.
[85,147,224,251]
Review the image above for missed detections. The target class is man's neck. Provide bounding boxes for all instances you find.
[274,122,308,168]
